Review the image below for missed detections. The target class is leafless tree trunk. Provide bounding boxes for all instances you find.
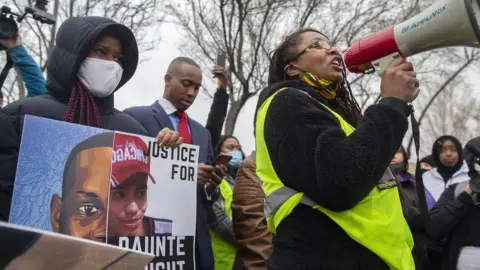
[47,0,60,59]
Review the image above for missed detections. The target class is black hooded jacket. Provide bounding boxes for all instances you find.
[0,17,147,221]
[255,80,412,269]
[428,136,480,270]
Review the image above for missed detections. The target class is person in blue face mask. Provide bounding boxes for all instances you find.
[207,135,245,269]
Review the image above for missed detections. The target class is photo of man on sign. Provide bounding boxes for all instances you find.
[49,132,113,242]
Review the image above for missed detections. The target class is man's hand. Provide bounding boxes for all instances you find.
[380,57,418,103]
[198,163,216,186]
[211,164,227,185]
[212,65,229,89]
[197,163,227,186]
[155,128,183,148]
[0,34,22,49]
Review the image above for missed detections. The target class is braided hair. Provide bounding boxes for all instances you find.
[62,80,102,128]
[268,28,362,127]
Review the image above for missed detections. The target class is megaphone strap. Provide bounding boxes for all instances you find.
[409,105,431,229]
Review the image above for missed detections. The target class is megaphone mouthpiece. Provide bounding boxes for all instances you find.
[344,26,400,74]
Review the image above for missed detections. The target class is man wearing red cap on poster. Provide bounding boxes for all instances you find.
[108,133,173,237]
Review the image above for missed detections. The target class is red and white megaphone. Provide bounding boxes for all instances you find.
[344,0,480,101]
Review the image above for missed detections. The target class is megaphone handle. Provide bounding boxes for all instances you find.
[372,53,400,76]
[373,53,420,102]
[412,87,420,101]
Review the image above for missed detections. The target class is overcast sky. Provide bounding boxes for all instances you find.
[115,24,257,154]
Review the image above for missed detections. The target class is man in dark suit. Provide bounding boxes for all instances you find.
[124,57,227,270]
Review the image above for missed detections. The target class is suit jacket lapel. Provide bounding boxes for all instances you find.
[187,116,199,145]
[151,102,175,131]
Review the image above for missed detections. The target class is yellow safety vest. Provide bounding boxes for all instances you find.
[209,180,236,270]
[255,88,415,270]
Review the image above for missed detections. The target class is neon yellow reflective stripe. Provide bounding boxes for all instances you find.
[319,103,354,134]
[210,180,236,270]
[255,88,305,233]
[255,88,415,270]
[256,88,287,198]
[219,180,233,217]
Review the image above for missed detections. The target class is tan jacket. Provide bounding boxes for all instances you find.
[231,152,272,269]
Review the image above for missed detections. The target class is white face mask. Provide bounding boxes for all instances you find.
[77,57,123,98]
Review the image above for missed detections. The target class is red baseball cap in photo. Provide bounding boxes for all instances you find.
[110,133,156,188]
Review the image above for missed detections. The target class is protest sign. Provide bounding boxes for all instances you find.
[9,115,198,270]
[0,221,154,270]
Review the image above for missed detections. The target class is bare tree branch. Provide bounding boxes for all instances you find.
[406,51,479,154]
[168,0,480,141]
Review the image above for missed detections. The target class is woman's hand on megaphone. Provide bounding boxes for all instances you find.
[380,57,419,103]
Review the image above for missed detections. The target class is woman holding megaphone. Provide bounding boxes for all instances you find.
[255,28,419,269]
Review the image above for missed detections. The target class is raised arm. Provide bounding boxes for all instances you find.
[2,36,46,98]
[263,88,409,211]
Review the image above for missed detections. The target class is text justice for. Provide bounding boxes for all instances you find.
[145,141,197,163]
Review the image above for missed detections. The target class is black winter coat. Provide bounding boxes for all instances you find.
[428,183,480,270]
[254,81,412,270]
[0,17,147,221]
[397,174,429,270]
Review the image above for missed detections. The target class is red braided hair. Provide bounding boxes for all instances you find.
[62,81,103,128]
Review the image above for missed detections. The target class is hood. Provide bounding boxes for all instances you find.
[390,145,409,173]
[420,155,436,167]
[432,135,463,180]
[46,16,138,103]
[419,154,436,174]
[464,136,480,172]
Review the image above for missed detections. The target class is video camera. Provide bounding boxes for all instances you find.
[465,137,480,194]
[0,0,55,51]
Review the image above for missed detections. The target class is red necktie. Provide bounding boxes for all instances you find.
[175,110,192,144]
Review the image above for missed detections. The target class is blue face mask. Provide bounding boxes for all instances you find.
[228,150,244,168]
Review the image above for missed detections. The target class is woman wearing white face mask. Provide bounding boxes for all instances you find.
[206,135,245,270]
[0,17,181,222]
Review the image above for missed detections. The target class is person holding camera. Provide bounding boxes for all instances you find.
[0,33,46,102]
[428,136,480,270]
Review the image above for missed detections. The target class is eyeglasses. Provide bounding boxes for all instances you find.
[290,40,335,61]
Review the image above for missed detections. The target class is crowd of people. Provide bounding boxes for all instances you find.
[1,16,480,270]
